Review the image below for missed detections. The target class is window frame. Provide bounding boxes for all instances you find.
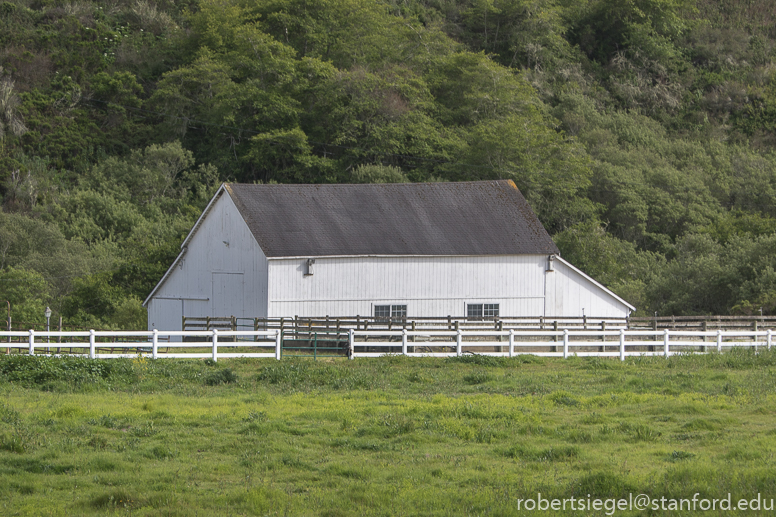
[374,304,408,321]
[467,303,499,320]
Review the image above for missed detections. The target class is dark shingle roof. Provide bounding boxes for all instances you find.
[224,180,559,257]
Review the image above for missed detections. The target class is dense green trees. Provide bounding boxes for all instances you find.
[0,0,775,326]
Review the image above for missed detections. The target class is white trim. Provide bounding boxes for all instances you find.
[143,248,187,307]
[181,184,227,249]
[554,256,636,312]
[270,296,544,303]
[143,184,228,307]
[152,296,210,301]
[266,253,556,260]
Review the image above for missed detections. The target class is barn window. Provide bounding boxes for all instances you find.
[467,303,499,320]
[374,305,407,320]
[375,305,391,319]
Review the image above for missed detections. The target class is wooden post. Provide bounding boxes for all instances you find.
[702,320,708,352]
[206,316,211,331]
[448,315,451,331]
[182,316,186,332]
[57,316,62,354]
[650,318,657,351]
[619,329,625,361]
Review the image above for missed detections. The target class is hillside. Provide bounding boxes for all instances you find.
[1,0,776,327]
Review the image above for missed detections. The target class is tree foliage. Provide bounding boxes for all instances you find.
[0,0,775,323]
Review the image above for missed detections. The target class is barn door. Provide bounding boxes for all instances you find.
[212,272,245,318]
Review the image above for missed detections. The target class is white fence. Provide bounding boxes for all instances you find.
[1,328,774,361]
[1,329,281,361]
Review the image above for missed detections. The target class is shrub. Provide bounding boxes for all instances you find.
[204,368,238,386]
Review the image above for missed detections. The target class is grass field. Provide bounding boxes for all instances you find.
[1,351,776,516]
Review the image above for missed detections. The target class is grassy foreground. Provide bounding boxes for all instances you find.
[1,351,776,516]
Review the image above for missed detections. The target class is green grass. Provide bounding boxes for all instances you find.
[1,350,776,515]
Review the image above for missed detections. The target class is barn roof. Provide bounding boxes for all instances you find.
[223,180,559,257]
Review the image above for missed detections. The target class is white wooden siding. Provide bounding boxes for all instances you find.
[268,255,544,318]
[146,193,269,330]
[545,258,631,318]
[266,255,630,318]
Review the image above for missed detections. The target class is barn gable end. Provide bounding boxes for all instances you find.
[144,187,269,331]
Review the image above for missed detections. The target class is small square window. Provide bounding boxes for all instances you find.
[483,304,499,318]
[467,303,499,320]
[375,305,407,320]
[375,305,391,320]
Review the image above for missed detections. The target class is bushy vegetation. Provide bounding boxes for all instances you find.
[0,352,775,514]
[1,0,776,324]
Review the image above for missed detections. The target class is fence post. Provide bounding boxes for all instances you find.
[211,329,218,362]
[619,329,625,362]
[456,329,462,357]
[563,329,569,359]
[717,330,722,353]
[402,329,408,356]
[509,329,514,358]
[768,329,773,351]
[152,329,158,359]
[275,330,282,361]
[663,329,670,358]
[28,329,34,356]
[89,329,95,359]
[348,329,354,360]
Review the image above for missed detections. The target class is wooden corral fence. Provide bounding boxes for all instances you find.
[2,328,773,361]
[183,315,776,335]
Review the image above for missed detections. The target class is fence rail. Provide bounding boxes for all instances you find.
[2,328,772,361]
[182,315,776,335]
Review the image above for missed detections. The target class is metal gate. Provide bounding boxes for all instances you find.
[281,330,348,359]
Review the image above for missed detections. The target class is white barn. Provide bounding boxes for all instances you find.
[143,180,634,330]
